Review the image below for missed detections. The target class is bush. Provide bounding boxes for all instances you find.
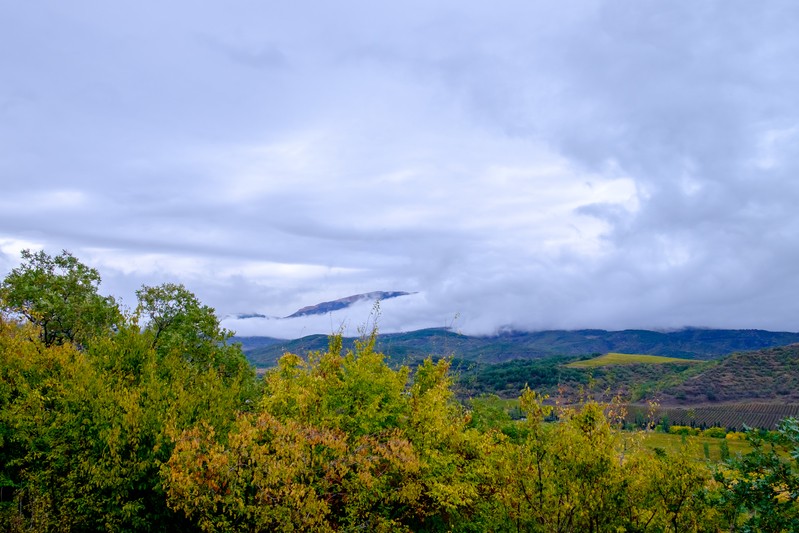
[701,427,727,438]
[669,425,700,436]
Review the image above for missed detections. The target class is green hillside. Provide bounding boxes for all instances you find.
[237,328,799,368]
[653,344,799,404]
[458,355,708,402]
[243,334,799,409]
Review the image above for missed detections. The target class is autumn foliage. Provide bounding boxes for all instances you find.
[1,251,798,531]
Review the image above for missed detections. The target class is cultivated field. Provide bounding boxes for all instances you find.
[626,402,799,430]
[567,352,700,368]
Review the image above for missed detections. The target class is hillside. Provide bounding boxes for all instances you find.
[461,344,799,407]
[234,336,284,351]
[458,356,708,402]
[237,327,799,368]
[653,344,799,405]
[238,330,799,410]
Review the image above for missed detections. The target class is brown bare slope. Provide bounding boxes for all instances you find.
[655,344,799,405]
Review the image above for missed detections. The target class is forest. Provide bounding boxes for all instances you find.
[1,250,798,532]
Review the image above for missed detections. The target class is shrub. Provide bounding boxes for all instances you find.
[701,427,727,438]
[669,425,700,436]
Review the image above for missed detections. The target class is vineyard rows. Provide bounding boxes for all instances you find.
[625,403,799,430]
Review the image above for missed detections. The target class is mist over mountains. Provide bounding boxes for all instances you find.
[225,291,799,350]
[228,291,412,321]
[223,290,435,338]
[285,291,411,318]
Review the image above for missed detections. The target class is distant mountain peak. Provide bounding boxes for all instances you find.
[234,313,268,319]
[286,291,411,318]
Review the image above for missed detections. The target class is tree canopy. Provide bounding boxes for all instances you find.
[0,249,121,347]
[1,250,798,531]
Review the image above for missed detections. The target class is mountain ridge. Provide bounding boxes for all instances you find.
[228,291,413,321]
[285,291,411,318]
[235,327,799,368]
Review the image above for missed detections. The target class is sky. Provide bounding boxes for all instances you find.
[2,1,798,338]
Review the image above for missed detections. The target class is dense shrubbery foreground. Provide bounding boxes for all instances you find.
[1,252,798,531]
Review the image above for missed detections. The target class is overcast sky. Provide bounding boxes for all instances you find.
[2,1,798,337]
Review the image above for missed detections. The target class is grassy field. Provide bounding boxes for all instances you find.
[468,398,772,462]
[638,432,752,461]
[567,352,701,368]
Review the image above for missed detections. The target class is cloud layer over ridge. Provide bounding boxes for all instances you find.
[2,1,799,336]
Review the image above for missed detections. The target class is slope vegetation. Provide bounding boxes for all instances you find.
[654,344,799,404]
[238,328,799,367]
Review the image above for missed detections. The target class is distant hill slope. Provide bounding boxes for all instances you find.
[493,328,799,360]
[653,344,799,405]
[459,355,708,401]
[234,336,284,352]
[461,344,799,408]
[237,328,799,368]
[567,352,702,368]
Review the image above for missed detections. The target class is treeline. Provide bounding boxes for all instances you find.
[1,251,799,531]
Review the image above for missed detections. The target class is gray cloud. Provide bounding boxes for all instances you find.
[1,1,798,336]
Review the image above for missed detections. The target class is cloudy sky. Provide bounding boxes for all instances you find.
[2,1,798,337]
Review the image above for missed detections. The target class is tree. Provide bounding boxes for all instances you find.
[714,418,799,531]
[136,283,219,355]
[135,283,253,381]
[165,333,418,531]
[165,334,498,532]
[1,301,254,531]
[0,249,120,347]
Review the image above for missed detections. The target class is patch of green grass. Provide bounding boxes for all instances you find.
[567,352,700,368]
[639,432,751,461]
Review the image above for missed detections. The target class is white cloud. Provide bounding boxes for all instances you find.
[0,238,44,257]
[753,125,799,170]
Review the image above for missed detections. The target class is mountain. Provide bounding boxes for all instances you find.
[284,291,411,318]
[237,327,799,368]
[480,328,799,360]
[457,342,799,410]
[654,343,799,404]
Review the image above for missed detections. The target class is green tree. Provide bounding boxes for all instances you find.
[639,448,717,532]
[165,333,419,531]
[165,335,497,532]
[402,357,490,531]
[1,276,256,531]
[714,418,799,532]
[0,249,120,347]
[480,391,720,532]
[136,282,253,382]
[466,394,514,434]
